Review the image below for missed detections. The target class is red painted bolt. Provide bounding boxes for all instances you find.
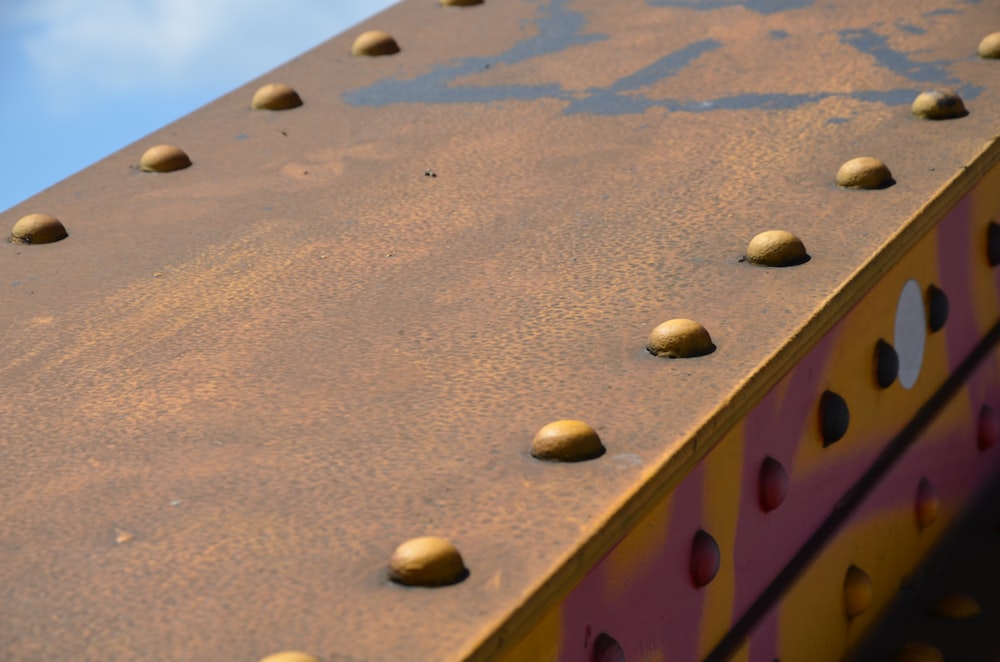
[978,404,1000,450]
[690,530,720,587]
[758,457,788,512]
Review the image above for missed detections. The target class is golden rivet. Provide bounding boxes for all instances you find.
[388,536,466,587]
[931,592,981,619]
[351,30,400,57]
[258,652,319,662]
[745,230,808,267]
[251,83,303,110]
[844,565,873,618]
[10,213,68,245]
[915,478,939,529]
[440,0,484,5]
[892,642,943,662]
[647,319,715,358]
[836,157,893,189]
[911,89,967,120]
[139,144,192,173]
[531,419,605,462]
[979,32,1000,58]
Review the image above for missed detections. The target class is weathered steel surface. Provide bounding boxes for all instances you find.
[2,0,1000,659]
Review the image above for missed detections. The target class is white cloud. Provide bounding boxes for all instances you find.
[10,0,397,110]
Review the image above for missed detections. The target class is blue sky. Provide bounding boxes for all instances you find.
[0,0,397,213]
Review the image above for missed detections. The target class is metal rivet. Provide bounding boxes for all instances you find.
[139,145,192,173]
[875,339,899,389]
[892,643,943,662]
[592,634,626,662]
[251,83,303,110]
[978,404,999,450]
[915,477,939,530]
[745,230,808,267]
[351,30,401,57]
[820,391,850,447]
[843,565,873,618]
[835,157,893,189]
[258,653,320,662]
[647,319,715,358]
[388,536,467,587]
[758,457,788,512]
[979,32,1000,58]
[911,89,967,120]
[691,530,720,587]
[530,419,605,462]
[440,0,484,5]
[926,285,949,332]
[10,213,67,245]
[931,592,981,619]
[987,221,1000,266]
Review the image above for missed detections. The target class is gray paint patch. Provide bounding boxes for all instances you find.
[646,0,815,14]
[768,29,790,40]
[839,28,958,83]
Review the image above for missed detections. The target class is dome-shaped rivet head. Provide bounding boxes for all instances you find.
[759,457,788,512]
[844,565,873,618]
[911,89,968,120]
[978,404,1000,450]
[926,285,949,332]
[835,157,894,189]
[875,339,899,389]
[592,633,625,662]
[388,536,467,587]
[531,419,605,462]
[690,530,720,587]
[251,83,303,110]
[745,230,808,267]
[931,592,981,619]
[892,642,943,662]
[258,652,320,662]
[440,0,484,5]
[987,221,1000,266]
[10,213,68,245]
[915,477,939,530]
[979,32,1000,58]
[820,391,850,447]
[647,319,715,358]
[351,30,400,56]
[139,144,191,173]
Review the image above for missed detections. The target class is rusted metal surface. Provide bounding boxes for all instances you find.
[2,0,1000,659]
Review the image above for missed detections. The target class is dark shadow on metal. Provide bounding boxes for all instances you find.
[703,316,1000,662]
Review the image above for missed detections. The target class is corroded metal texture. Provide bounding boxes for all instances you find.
[3,0,1000,660]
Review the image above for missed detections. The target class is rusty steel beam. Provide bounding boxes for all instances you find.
[3,0,1000,660]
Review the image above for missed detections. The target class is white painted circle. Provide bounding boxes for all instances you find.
[894,279,926,390]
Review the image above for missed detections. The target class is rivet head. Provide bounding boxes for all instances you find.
[926,285,949,332]
[835,157,893,189]
[531,419,605,462]
[351,30,400,56]
[388,536,467,587]
[647,319,715,358]
[819,391,850,447]
[979,32,1000,58]
[987,221,1000,266]
[258,652,320,662]
[915,477,939,530]
[251,83,303,110]
[440,0,484,5]
[911,89,967,120]
[690,530,721,587]
[592,634,626,662]
[875,339,899,389]
[758,457,788,512]
[892,642,943,662]
[931,592,981,619]
[745,230,808,267]
[139,144,192,173]
[977,404,999,450]
[843,565,873,618]
[10,213,68,245]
